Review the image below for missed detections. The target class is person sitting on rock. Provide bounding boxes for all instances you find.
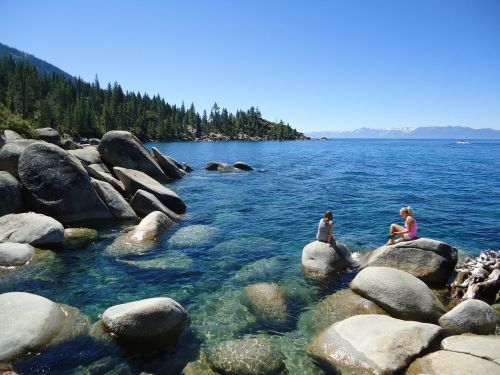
[316,210,335,247]
[386,206,418,245]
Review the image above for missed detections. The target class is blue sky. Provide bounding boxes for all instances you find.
[1,0,499,132]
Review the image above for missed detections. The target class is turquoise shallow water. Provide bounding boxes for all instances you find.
[3,139,500,374]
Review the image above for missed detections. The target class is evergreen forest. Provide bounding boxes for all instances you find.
[0,55,304,141]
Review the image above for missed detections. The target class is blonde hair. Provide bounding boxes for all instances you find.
[400,206,413,216]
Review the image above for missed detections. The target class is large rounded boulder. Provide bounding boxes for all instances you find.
[438,299,499,334]
[0,171,23,216]
[208,336,286,375]
[300,289,389,334]
[359,238,458,285]
[101,297,187,344]
[301,240,351,275]
[350,266,446,323]
[0,212,64,246]
[18,142,113,224]
[0,139,37,178]
[0,292,88,362]
[2,129,23,143]
[97,131,168,182]
[114,167,186,214]
[308,314,442,375]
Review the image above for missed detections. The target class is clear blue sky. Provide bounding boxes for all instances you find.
[1,0,499,132]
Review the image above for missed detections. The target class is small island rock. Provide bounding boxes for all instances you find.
[233,161,254,171]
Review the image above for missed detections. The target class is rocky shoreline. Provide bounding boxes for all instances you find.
[1,128,499,374]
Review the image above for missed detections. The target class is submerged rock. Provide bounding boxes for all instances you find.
[243,282,288,322]
[299,289,389,334]
[0,212,64,247]
[0,171,23,216]
[0,242,35,267]
[167,225,219,249]
[308,314,442,375]
[205,161,240,172]
[209,336,286,375]
[438,299,499,334]
[63,228,98,249]
[98,130,168,182]
[106,211,173,256]
[359,238,458,285]
[441,334,500,365]
[0,292,89,362]
[350,266,446,323]
[114,167,186,214]
[18,142,113,224]
[301,240,351,275]
[101,297,187,344]
[407,350,500,375]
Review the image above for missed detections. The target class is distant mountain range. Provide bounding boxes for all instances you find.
[306,126,500,139]
[0,42,73,79]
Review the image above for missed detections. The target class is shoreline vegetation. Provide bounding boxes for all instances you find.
[0,55,307,142]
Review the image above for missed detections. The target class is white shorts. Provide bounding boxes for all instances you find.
[403,233,416,240]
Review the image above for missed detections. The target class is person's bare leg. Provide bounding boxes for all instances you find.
[387,224,405,245]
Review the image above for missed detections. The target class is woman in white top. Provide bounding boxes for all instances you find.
[316,210,334,247]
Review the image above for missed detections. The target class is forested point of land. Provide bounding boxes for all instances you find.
[0,55,305,141]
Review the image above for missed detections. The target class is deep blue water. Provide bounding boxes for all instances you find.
[3,139,500,374]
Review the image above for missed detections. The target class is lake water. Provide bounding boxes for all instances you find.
[3,139,500,374]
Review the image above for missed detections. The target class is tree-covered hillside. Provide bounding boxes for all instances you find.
[0,42,73,80]
[0,54,304,141]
